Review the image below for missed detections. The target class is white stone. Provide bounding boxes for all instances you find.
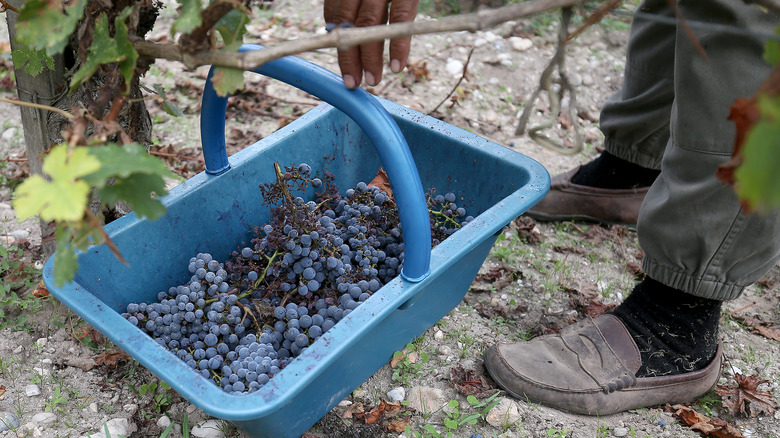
[9,229,30,240]
[40,358,52,365]
[434,330,444,341]
[13,345,22,354]
[337,399,352,408]
[35,338,47,348]
[509,37,533,52]
[474,37,488,47]
[191,419,227,438]
[437,345,452,356]
[407,386,446,415]
[500,59,514,68]
[157,415,171,428]
[583,74,594,86]
[123,404,138,414]
[613,427,629,437]
[445,59,464,76]
[32,367,49,376]
[89,403,99,413]
[488,77,500,85]
[386,387,405,402]
[2,128,16,140]
[486,398,521,428]
[30,412,56,425]
[25,384,41,396]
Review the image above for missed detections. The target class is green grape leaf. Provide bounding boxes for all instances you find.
[215,8,249,52]
[52,239,79,287]
[82,143,174,220]
[153,84,184,117]
[96,173,168,221]
[172,0,204,35]
[765,24,780,66]
[70,9,140,93]
[12,145,100,222]
[211,66,245,97]
[83,143,173,184]
[15,0,88,56]
[10,45,55,77]
[734,95,780,212]
[70,14,125,92]
[115,6,139,88]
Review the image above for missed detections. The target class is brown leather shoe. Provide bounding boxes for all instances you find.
[483,315,722,416]
[525,167,649,227]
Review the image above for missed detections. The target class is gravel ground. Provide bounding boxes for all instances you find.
[1,1,779,437]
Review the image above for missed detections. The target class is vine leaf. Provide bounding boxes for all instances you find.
[153,84,184,117]
[172,0,204,35]
[716,373,779,417]
[765,23,780,66]
[70,8,139,93]
[10,45,55,77]
[211,7,249,97]
[15,0,88,56]
[12,145,101,222]
[732,95,780,212]
[82,143,175,221]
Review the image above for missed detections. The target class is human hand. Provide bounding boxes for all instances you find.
[324,0,419,89]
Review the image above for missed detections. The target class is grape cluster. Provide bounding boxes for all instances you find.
[123,162,469,395]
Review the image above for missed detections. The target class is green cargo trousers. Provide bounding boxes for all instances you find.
[598,0,780,300]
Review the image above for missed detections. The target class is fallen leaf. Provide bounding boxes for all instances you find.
[731,316,780,342]
[32,280,50,298]
[73,325,103,346]
[625,262,644,280]
[580,224,614,244]
[368,168,394,204]
[342,401,365,419]
[390,354,405,368]
[671,404,744,438]
[515,216,543,244]
[450,365,498,398]
[471,264,522,293]
[553,245,586,254]
[716,373,778,417]
[472,302,526,320]
[355,399,413,433]
[0,385,6,398]
[94,350,131,369]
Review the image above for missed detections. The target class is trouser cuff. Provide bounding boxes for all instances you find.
[642,256,745,301]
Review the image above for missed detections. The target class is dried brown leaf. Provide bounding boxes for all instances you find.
[342,401,365,419]
[515,216,543,244]
[0,385,6,398]
[625,262,644,280]
[553,245,586,254]
[368,168,394,204]
[450,365,498,398]
[94,350,131,369]
[716,373,778,417]
[32,280,50,298]
[732,316,780,342]
[355,399,412,432]
[471,264,523,293]
[671,404,744,438]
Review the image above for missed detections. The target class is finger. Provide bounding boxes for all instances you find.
[355,0,389,85]
[388,0,419,73]
[327,0,364,88]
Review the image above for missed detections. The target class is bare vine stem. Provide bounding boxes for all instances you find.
[133,0,585,71]
[428,47,474,115]
[0,97,75,119]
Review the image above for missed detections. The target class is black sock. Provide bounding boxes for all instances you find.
[610,278,721,377]
[571,151,660,189]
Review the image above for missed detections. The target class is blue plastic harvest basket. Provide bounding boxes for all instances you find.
[42,47,549,437]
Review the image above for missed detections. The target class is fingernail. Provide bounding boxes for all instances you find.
[390,59,401,73]
[343,75,356,89]
[325,22,336,32]
[365,72,376,86]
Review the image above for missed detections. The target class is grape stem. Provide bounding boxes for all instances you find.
[430,209,461,228]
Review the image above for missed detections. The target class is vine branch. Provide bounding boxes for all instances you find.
[134,0,585,71]
[0,97,75,119]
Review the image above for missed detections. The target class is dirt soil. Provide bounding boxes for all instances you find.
[1,1,779,437]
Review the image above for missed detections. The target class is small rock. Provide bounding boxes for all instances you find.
[191,419,227,438]
[500,59,513,68]
[157,415,171,428]
[89,403,99,413]
[25,384,41,396]
[0,236,14,245]
[9,229,30,240]
[35,338,47,348]
[123,404,138,414]
[13,345,22,354]
[0,412,20,432]
[474,37,488,47]
[30,412,56,425]
[66,356,96,371]
[32,367,49,376]
[437,345,452,356]
[490,297,500,307]
[446,59,465,76]
[2,127,16,140]
[613,427,629,437]
[434,330,444,341]
[407,386,446,414]
[337,399,352,408]
[583,74,594,86]
[40,358,52,365]
[87,418,132,438]
[486,398,521,427]
[509,36,533,52]
[386,387,405,402]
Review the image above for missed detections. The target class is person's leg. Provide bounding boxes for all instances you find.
[486,1,780,415]
[525,0,673,226]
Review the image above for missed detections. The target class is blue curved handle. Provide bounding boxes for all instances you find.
[200,44,431,282]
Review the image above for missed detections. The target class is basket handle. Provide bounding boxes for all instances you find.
[200,44,431,282]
